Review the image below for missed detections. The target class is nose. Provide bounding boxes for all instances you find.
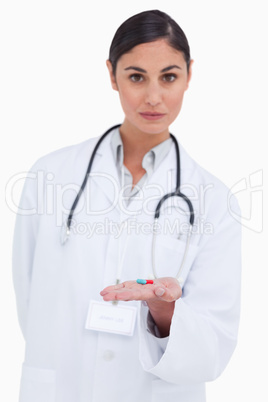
[145,81,162,106]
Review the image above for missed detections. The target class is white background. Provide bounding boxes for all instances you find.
[0,0,267,400]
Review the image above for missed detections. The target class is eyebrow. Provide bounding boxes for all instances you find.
[124,65,182,73]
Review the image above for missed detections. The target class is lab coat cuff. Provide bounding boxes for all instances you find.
[139,299,184,379]
[138,301,169,368]
[146,309,167,340]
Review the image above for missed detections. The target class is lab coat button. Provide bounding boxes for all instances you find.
[103,350,115,361]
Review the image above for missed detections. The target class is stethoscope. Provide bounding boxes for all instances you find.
[61,124,194,283]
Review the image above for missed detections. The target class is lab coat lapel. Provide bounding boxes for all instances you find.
[123,143,177,219]
[89,134,122,214]
[88,135,180,220]
[148,141,177,195]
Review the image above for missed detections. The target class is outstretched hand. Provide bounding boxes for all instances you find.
[100,277,182,303]
[100,277,182,337]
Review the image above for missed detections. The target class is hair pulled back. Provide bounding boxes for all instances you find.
[109,10,191,75]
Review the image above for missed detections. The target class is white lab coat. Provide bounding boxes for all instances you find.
[12,127,241,402]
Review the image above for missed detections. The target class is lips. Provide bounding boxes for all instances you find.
[139,112,166,121]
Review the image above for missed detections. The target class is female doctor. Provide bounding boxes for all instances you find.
[12,9,241,402]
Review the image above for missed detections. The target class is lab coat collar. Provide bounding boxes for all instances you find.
[89,129,178,220]
[89,133,121,210]
[123,144,177,220]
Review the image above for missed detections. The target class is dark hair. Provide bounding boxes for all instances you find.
[109,10,191,75]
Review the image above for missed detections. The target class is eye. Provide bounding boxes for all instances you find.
[162,74,177,82]
[130,74,144,83]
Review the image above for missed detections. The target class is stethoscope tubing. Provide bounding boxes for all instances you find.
[62,124,195,283]
[66,125,194,232]
[66,124,122,232]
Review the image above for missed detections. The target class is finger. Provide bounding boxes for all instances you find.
[100,283,124,296]
[101,287,155,302]
[154,284,182,302]
[100,281,136,296]
[155,287,165,297]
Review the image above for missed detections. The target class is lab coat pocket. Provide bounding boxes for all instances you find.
[151,379,177,402]
[154,234,199,287]
[152,379,205,402]
[19,364,56,402]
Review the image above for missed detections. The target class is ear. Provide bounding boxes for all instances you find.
[186,59,194,90]
[106,60,118,91]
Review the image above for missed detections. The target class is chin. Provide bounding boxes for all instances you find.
[122,115,172,136]
[136,121,170,136]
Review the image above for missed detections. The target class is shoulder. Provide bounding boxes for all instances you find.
[29,136,100,173]
[18,137,101,204]
[179,142,227,189]
[178,142,240,218]
[28,124,121,174]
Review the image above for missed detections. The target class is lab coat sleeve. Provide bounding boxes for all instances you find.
[12,161,43,339]
[138,195,242,384]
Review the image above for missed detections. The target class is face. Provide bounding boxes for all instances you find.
[107,39,193,138]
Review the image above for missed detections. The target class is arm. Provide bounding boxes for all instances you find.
[101,278,182,337]
[146,297,176,338]
[101,196,241,384]
[140,197,242,384]
[12,165,41,338]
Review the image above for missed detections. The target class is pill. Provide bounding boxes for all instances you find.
[136,279,154,285]
[136,279,147,284]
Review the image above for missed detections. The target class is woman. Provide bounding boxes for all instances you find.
[13,9,241,402]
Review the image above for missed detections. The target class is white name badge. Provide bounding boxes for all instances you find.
[85,300,137,336]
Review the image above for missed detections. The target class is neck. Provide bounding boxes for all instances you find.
[119,120,170,161]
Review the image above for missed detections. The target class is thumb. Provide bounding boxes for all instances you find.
[155,287,165,297]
